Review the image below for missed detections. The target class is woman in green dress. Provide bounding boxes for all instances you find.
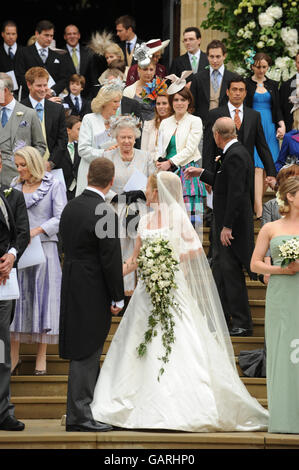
[251,176,299,433]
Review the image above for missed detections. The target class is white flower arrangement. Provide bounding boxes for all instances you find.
[266,56,297,82]
[281,27,298,47]
[258,12,275,28]
[265,5,283,20]
[136,237,181,380]
[278,237,299,267]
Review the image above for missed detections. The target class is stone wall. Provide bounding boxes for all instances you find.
[180,0,226,53]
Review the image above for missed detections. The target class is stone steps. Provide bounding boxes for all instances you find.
[10,375,267,420]
[2,419,299,449]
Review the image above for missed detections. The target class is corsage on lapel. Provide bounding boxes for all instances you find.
[16,111,24,117]
[4,188,13,198]
[215,155,222,166]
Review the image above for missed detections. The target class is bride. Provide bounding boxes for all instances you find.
[91,171,268,432]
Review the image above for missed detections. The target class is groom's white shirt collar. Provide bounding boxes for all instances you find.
[86,186,105,200]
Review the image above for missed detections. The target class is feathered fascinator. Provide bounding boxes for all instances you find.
[141,77,168,106]
[101,77,125,93]
[88,30,114,56]
[110,114,142,131]
[166,71,193,95]
[133,43,153,68]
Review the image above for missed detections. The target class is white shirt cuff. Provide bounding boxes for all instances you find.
[112,300,124,309]
[8,248,17,260]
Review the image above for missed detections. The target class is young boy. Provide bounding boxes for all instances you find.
[65,115,81,200]
[63,74,91,119]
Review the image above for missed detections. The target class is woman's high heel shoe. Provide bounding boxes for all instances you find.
[34,369,47,376]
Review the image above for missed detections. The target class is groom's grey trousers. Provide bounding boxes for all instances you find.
[66,346,103,425]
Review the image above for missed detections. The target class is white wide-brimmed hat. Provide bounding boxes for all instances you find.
[166,71,193,95]
[146,39,170,54]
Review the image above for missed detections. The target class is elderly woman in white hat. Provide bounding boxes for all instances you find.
[156,71,206,237]
[126,38,170,86]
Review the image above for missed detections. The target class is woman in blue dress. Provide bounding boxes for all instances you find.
[245,53,286,218]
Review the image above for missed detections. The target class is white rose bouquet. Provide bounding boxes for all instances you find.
[137,237,181,379]
[278,237,299,268]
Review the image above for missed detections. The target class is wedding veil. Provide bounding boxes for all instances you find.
[152,171,236,370]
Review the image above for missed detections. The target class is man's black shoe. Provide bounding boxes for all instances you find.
[229,327,253,337]
[0,416,25,431]
[66,421,113,432]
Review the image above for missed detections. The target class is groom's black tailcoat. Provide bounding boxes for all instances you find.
[59,189,124,361]
[200,141,254,330]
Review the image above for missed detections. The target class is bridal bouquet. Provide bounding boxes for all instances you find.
[278,237,299,268]
[137,237,181,380]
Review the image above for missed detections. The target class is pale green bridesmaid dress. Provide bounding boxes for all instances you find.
[266,235,299,433]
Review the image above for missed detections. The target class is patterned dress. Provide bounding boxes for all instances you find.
[165,135,206,235]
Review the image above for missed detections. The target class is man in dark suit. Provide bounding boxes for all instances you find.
[0,160,30,431]
[279,51,299,132]
[15,20,73,99]
[203,76,277,183]
[22,66,68,171]
[169,27,209,85]
[190,40,237,125]
[63,24,97,97]
[115,15,144,67]
[59,157,124,432]
[0,20,23,99]
[185,117,255,336]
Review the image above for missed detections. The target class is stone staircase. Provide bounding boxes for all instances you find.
[2,189,299,448]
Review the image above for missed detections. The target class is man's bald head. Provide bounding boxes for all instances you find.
[212,117,237,141]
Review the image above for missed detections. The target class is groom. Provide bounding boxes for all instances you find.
[59,157,124,432]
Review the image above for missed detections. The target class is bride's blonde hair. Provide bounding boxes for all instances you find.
[277,176,299,215]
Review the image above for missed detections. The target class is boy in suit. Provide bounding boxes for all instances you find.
[63,74,91,120]
[65,115,81,200]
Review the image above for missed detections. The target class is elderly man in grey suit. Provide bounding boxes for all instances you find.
[0,73,46,186]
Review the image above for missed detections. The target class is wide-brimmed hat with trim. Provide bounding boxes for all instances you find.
[166,71,193,95]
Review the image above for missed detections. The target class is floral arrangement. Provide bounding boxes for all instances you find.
[276,190,285,210]
[278,237,299,267]
[141,77,168,107]
[201,1,298,81]
[136,237,181,380]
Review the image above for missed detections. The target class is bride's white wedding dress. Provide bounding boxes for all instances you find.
[91,220,268,432]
